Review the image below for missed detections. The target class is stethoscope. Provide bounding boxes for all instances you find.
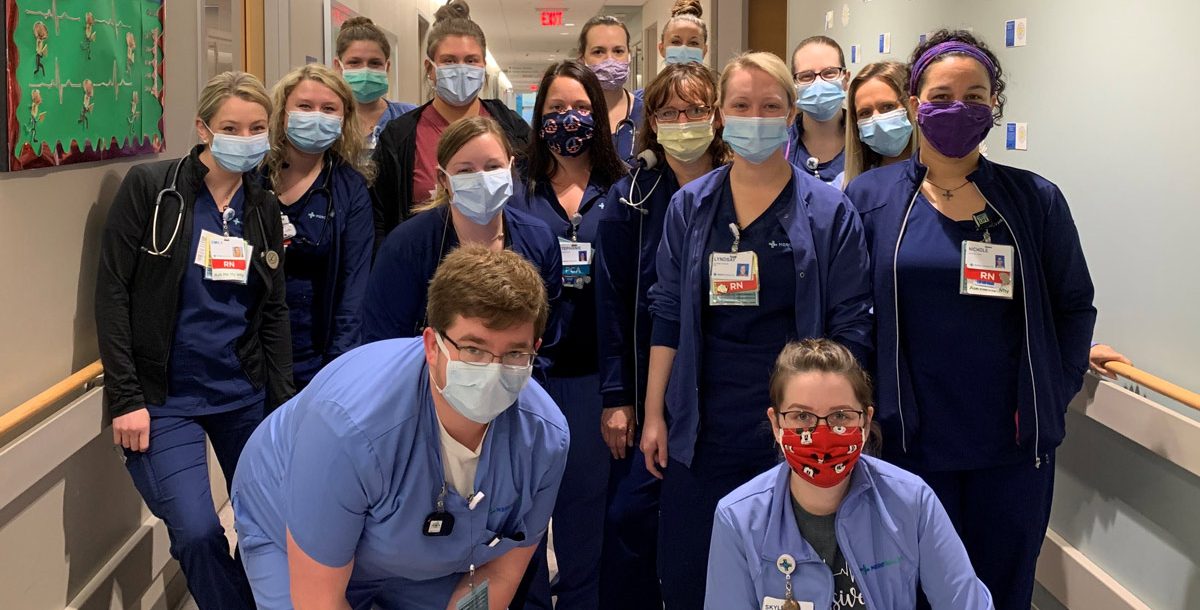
[616,150,662,426]
[144,158,187,256]
[614,89,637,161]
[282,156,336,248]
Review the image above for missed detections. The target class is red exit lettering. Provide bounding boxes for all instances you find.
[540,11,563,26]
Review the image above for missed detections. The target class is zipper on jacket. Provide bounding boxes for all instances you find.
[972,185,1041,468]
[890,170,924,454]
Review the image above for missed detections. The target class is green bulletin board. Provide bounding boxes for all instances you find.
[3,0,165,171]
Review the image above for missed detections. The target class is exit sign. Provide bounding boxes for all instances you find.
[540,11,563,26]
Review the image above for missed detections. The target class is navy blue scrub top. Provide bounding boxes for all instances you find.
[612,89,644,165]
[896,195,1024,470]
[787,118,846,185]
[514,179,607,377]
[154,186,263,416]
[282,164,334,386]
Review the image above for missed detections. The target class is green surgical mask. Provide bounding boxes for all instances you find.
[342,68,389,103]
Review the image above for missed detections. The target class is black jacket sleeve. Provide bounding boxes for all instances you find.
[370,130,402,249]
[257,192,296,410]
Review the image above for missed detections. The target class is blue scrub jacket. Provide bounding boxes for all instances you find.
[845,156,1096,467]
[595,165,678,411]
[706,457,994,610]
[648,165,873,467]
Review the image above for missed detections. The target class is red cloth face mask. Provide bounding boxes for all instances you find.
[778,425,865,488]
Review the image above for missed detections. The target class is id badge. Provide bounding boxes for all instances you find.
[762,597,814,610]
[960,240,1015,299]
[208,236,251,284]
[559,238,593,289]
[709,251,759,306]
[455,579,489,610]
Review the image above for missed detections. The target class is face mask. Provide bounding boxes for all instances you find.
[656,118,714,163]
[342,68,389,103]
[796,79,846,122]
[286,111,343,154]
[664,45,704,65]
[722,115,788,164]
[540,109,595,158]
[206,124,270,173]
[857,108,913,158]
[445,166,513,225]
[590,58,629,90]
[778,425,865,488]
[434,64,486,106]
[917,101,993,158]
[432,333,532,424]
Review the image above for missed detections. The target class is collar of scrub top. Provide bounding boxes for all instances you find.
[901,150,997,187]
[417,358,503,508]
[144,145,251,257]
[535,176,607,231]
[783,109,846,166]
[756,459,881,565]
[286,155,337,246]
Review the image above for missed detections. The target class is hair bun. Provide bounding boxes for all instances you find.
[435,0,471,22]
[670,0,702,18]
[340,16,375,29]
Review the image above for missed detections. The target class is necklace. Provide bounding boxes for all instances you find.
[923,178,971,199]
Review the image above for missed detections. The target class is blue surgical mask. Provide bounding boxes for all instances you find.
[432,333,532,424]
[435,64,486,106]
[857,108,913,158]
[286,111,343,154]
[722,116,789,164]
[446,166,513,225]
[796,79,846,122]
[664,45,704,65]
[206,124,270,173]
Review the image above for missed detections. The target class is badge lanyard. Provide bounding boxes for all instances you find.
[777,554,802,610]
[560,212,593,289]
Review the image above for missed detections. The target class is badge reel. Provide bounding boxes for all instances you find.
[959,209,1015,300]
[710,223,760,306]
[777,554,802,610]
[423,482,455,537]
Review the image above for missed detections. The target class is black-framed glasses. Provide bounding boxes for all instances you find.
[777,408,865,430]
[793,66,847,85]
[440,332,536,369]
[653,105,713,122]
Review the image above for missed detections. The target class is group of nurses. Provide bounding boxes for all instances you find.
[331,17,416,159]
[787,36,849,187]
[513,59,630,609]
[96,71,294,609]
[259,64,374,389]
[845,30,1097,610]
[371,0,530,243]
[642,51,873,609]
[231,246,569,610]
[594,60,728,609]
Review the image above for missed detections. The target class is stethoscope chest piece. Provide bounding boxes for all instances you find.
[264,250,280,270]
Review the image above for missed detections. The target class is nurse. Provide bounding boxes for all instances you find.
[657,0,708,65]
[641,52,873,610]
[232,246,569,610]
[261,64,374,388]
[844,30,1096,610]
[787,36,849,186]
[372,0,530,242]
[509,59,629,610]
[95,71,294,610]
[577,15,643,164]
[594,61,729,610]
[842,61,915,186]
[332,16,416,157]
[362,116,562,346]
[706,339,993,610]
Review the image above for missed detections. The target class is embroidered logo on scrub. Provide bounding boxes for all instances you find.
[859,556,903,573]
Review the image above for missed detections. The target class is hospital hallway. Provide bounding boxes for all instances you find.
[2,0,1199,609]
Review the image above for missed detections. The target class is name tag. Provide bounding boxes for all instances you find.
[560,238,593,289]
[709,250,759,306]
[205,235,252,284]
[456,579,489,610]
[762,597,814,610]
[960,240,1014,299]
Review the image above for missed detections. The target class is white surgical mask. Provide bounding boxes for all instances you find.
[445,166,513,225]
[431,333,532,424]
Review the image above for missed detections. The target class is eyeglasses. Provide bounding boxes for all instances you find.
[776,408,865,431]
[440,332,536,369]
[653,105,713,122]
[793,66,847,85]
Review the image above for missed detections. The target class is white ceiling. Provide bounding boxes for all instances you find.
[470,0,645,92]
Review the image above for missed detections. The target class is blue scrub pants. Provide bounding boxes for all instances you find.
[519,373,609,610]
[599,444,662,610]
[911,456,1056,610]
[658,443,777,610]
[122,403,263,610]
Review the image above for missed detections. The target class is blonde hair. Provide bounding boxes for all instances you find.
[264,64,374,186]
[662,0,707,44]
[413,116,513,214]
[843,62,914,186]
[427,245,550,338]
[718,52,796,110]
[197,71,271,128]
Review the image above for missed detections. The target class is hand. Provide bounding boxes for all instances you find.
[601,406,635,460]
[1089,343,1132,379]
[112,408,151,452]
[640,415,669,480]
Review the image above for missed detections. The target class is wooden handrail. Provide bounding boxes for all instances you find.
[0,360,104,439]
[1105,361,1200,411]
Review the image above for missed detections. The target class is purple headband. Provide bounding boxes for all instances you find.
[908,41,997,96]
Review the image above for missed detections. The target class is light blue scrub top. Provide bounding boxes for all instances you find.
[232,336,570,584]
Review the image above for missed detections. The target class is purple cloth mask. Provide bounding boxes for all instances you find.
[917,101,993,158]
[590,58,629,90]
